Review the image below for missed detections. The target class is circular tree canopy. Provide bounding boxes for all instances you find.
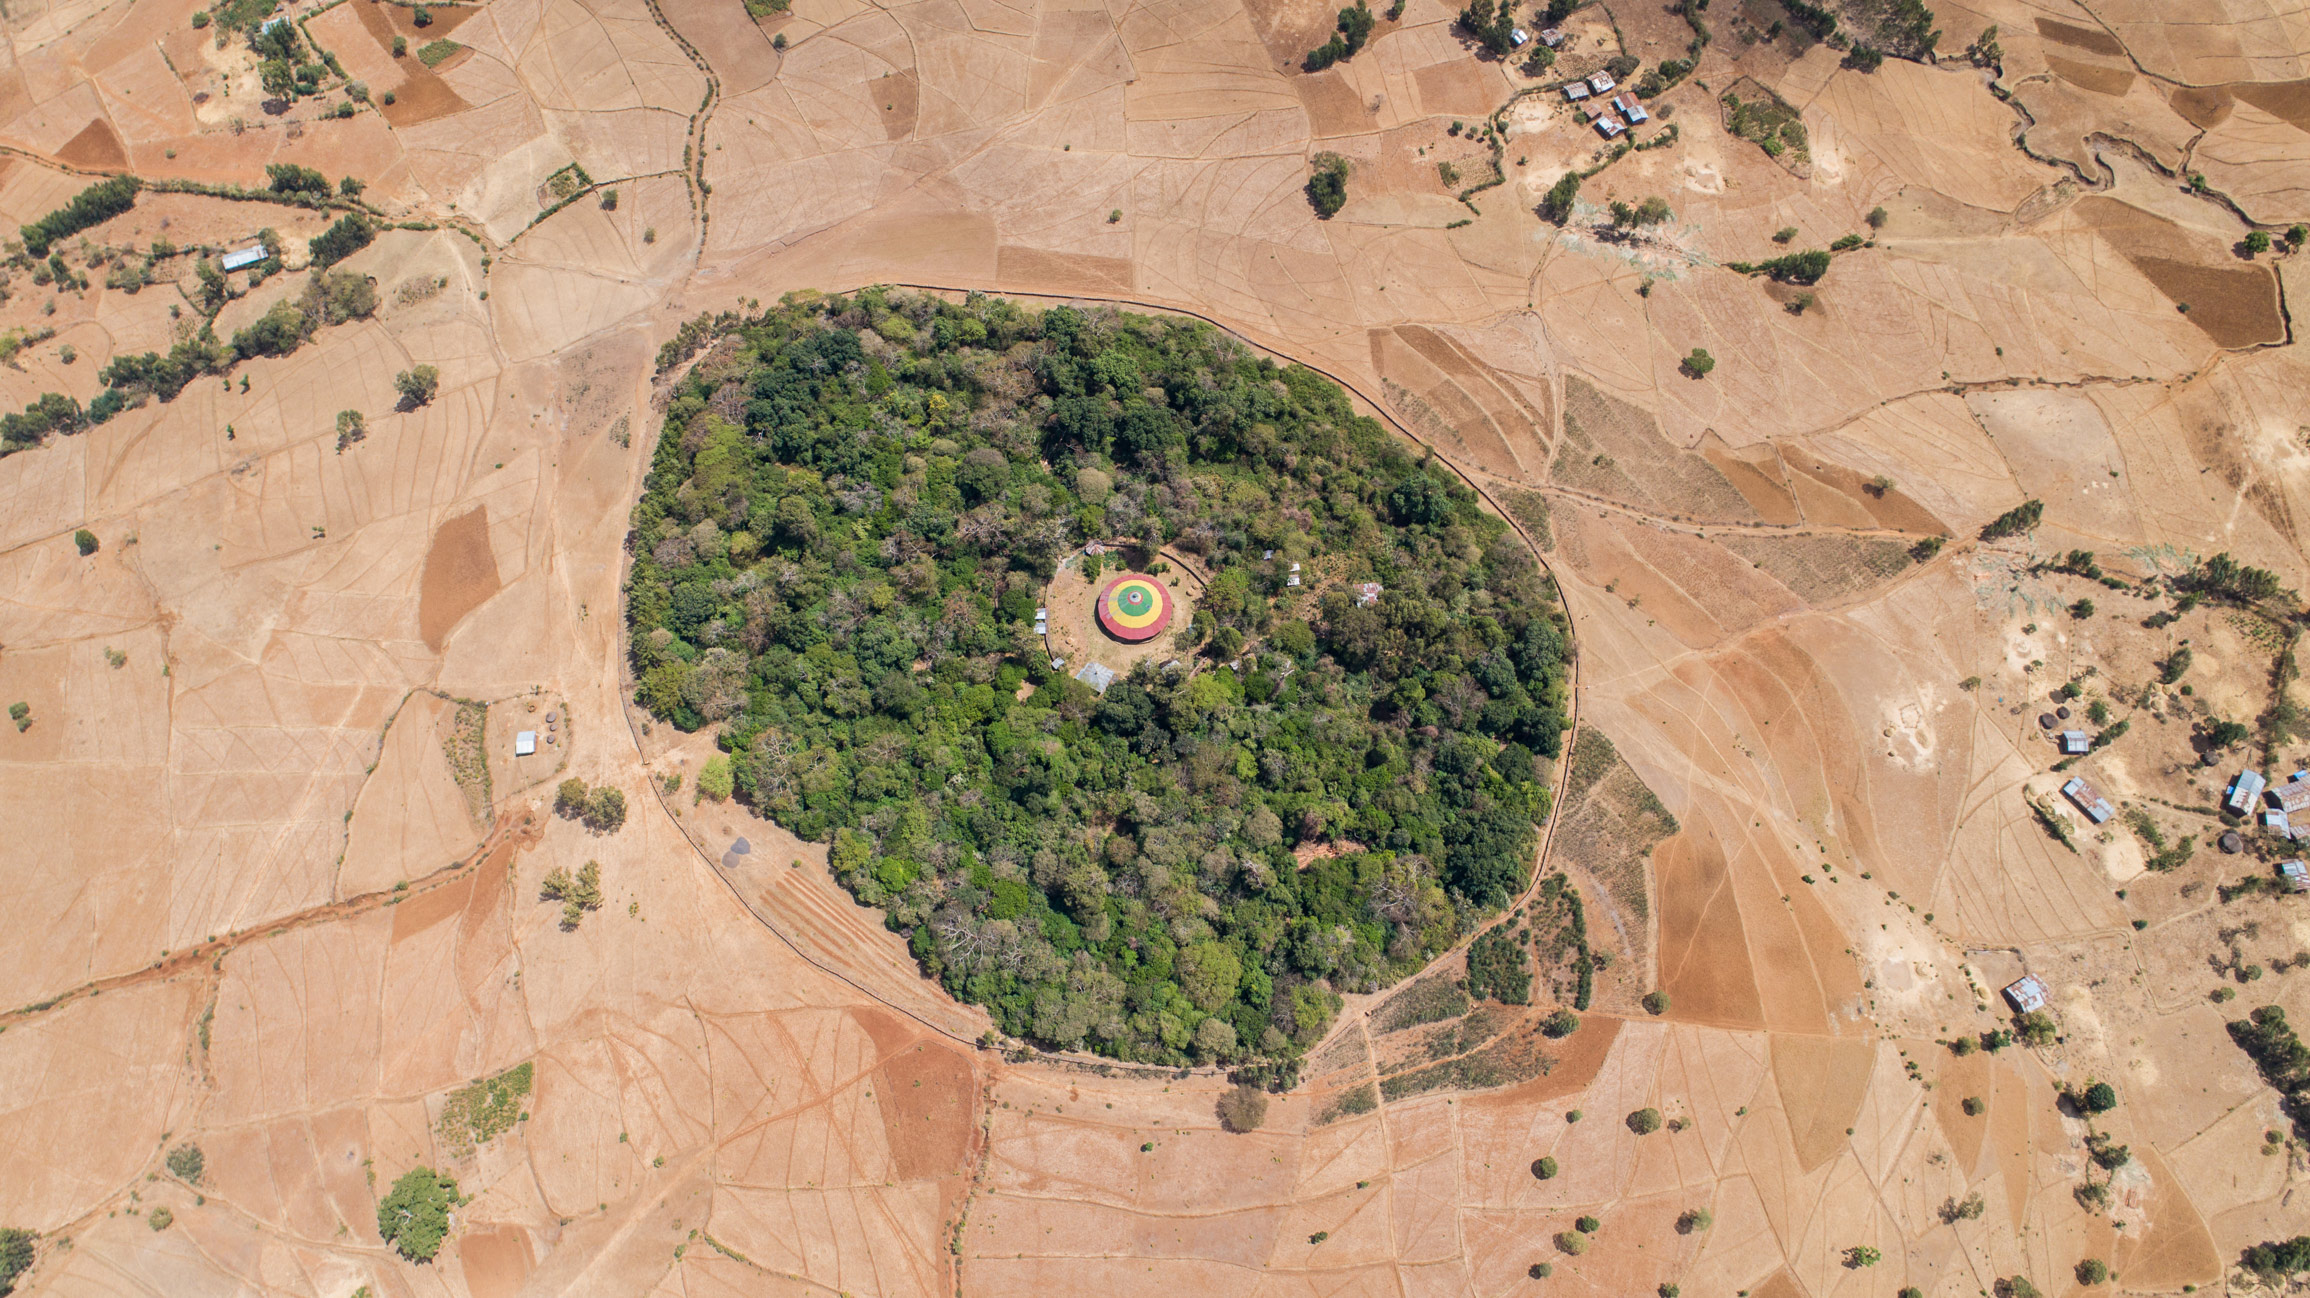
[622,291,1572,1067]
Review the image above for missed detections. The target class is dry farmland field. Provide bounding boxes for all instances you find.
[3,0,2310,1293]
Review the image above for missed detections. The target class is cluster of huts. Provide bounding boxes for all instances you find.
[1559,71,1650,138]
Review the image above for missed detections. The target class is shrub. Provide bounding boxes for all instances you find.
[1575,1214,1599,1232]
[2016,1009,2056,1046]
[1659,1286,1679,1298]
[376,1167,457,1261]
[1531,1156,1558,1179]
[392,34,407,55]
[336,409,367,453]
[602,188,620,211]
[1911,536,1944,561]
[1542,1009,1580,1037]
[696,754,735,801]
[73,529,98,556]
[1680,349,1714,378]
[1961,1095,1983,1116]
[1772,226,1798,243]
[146,1207,173,1231]
[1641,990,1671,1015]
[1306,154,1351,219]
[1627,1107,1662,1134]
[192,8,209,24]
[2069,597,2095,619]
[1528,1263,1553,1278]
[412,4,432,23]
[1843,1245,1880,1268]
[8,702,27,733]
[1867,205,1888,228]
[395,365,441,408]
[2075,1258,2108,1284]
[1217,1084,1270,1132]
[2246,230,2272,255]
[1555,1230,1588,1255]
[1995,1278,2041,1298]
[1676,1208,1711,1233]
[166,1143,205,1184]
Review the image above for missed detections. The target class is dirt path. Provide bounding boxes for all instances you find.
[0,809,539,1029]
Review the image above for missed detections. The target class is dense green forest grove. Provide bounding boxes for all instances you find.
[627,290,1570,1065]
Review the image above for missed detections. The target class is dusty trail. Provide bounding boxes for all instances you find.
[0,809,541,1029]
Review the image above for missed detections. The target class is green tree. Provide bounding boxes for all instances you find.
[1676,1207,1711,1233]
[1306,154,1351,219]
[540,860,604,928]
[1978,498,2043,540]
[395,365,441,408]
[1542,1009,1580,1037]
[2074,1258,2109,1284]
[584,787,627,833]
[1680,349,1714,378]
[73,528,97,556]
[2079,1080,2116,1113]
[1627,1107,1662,1134]
[376,1166,458,1261]
[1843,1245,1881,1268]
[2242,1234,2310,1280]
[1540,171,1581,225]
[1642,990,1671,1015]
[146,1207,173,1231]
[2246,230,2272,255]
[555,778,589,817]
[0,1229,33,1295]
[1531,1156,1558,1179]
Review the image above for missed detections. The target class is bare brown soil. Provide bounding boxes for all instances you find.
[2034,17,2127,56]
[418,505,501,650]
[2076,195,2285,347]
[56,117,127,169]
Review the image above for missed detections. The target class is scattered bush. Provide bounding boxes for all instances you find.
[166,1144,205,1184]
[1627,1107,1662,1134]
[376,1167,458,1262]
[539,860,604,929]
[1676,1208,1711,1233]
[1843,1245,1881,1268]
